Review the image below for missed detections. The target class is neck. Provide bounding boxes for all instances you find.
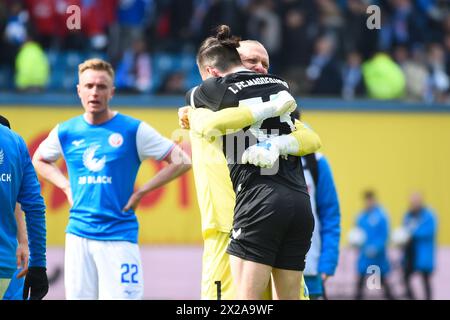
[411,206,422,214]
[228,65,250,74]
[84,109,115,125]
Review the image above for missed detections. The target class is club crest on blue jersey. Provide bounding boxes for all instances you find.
[108,133,124,148]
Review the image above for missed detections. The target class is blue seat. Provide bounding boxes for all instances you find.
[65,51,83,68]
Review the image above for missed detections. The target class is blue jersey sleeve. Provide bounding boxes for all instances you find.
[16,135,47,267]
[315,156,341,275]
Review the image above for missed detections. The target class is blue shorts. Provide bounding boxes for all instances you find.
[2,270,24,300]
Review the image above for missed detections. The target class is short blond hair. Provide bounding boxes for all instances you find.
[78,58,115,81]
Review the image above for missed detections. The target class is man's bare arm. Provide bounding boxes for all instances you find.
[15,204,29,278]
[123,145,191,211]
[32,152,72,206]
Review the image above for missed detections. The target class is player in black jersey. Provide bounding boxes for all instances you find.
[188,25,314,299]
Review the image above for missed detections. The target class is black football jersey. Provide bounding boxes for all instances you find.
[186,70,308,195]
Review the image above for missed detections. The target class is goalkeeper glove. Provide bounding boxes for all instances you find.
[242,134,300,168]
[23,266,49,300]
[243,90,297,122]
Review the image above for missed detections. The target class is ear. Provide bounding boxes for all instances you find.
[206,66,222,78]
[76,84,81,98]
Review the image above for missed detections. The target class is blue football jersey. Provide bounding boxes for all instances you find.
[0,125,46,276]
[38,113,174,243]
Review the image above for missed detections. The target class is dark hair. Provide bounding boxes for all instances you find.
[197,25,242,72]
[363,190,376,200]
[0,115,11,128]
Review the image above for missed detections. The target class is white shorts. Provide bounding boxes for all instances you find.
[64,233,144,300]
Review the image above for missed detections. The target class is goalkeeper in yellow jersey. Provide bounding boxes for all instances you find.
[178,34,320,299]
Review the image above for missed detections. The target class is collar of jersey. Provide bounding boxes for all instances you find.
[82,111,119,127]
[230,67,252,73]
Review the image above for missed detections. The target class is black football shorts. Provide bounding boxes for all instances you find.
[227,179,314,271]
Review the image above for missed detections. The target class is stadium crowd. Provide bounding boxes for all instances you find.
[0,0,449,102]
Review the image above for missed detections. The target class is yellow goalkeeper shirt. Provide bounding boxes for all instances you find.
[189,125,235,236]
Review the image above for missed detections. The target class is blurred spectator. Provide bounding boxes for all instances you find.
[278,6,313,95]
[200,0,247,45]
[341,51,365,100]
[0,0,447,98]
[188,0,212,41]
[168,0,196,48]
[415,0,446,23]
[115,38,151,93]
[443,15,450,78]
[280,7,312,68]
[4,2,28,47]
[362,51,405,99]
[54,0,85,51]
[80,0,116,52]
[306,35,342,96]
[413,0,446,43]
[23,0,115,51]
[24,0,58,49]
[246,0,282,71]
[401,192,437,300]
[146,0,196,52]
[445,34,450,78]
[443,14,450,39]
[316,0,344,42]
[15,35,49,91]
[424,43,450,103]
[393,45,429,101]
[382,0,425,49]
[109,0,152,65]
[0,1,28,82]
[353,190,394,300]
[157,72,186,95]
[146,1,171,51]
[344,0,378,59]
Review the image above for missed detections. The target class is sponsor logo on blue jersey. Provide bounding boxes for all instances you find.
[0,149,12,183]
[72,139,85,147]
